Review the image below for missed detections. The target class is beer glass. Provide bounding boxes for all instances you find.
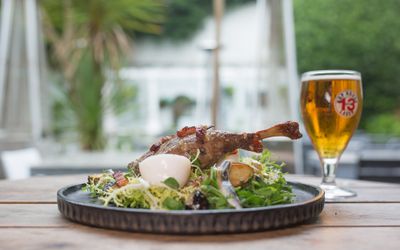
[300,70,363,200]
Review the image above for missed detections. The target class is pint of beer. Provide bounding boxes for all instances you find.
[300,70,363,199]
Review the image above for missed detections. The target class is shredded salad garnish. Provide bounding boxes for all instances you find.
[83,149,294,210]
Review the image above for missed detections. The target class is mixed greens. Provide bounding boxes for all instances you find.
[83,149,294,210]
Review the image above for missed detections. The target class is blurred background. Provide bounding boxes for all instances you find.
[0,0,399,183]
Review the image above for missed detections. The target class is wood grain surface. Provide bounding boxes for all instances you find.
[0,174,399,249]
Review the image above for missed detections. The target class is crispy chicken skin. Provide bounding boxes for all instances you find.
[128,121,302,173]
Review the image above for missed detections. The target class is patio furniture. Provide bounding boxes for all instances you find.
[359,149,400,183]
[30,151,140,176]
[0,174,399,249]
[0,147,41,180]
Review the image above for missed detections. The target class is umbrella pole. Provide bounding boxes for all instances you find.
[211,0,224,128]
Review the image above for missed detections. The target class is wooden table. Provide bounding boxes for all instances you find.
[1,175,399,250]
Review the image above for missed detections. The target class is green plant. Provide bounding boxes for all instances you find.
[41,0,165,150]
[294,0,400,130]
[159,95,195,128]
[365,113,400,137]
[137,0,254,41]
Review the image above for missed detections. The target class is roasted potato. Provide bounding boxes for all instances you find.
[229,162,254,187]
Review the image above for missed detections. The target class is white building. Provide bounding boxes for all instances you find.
[118,1,299,140]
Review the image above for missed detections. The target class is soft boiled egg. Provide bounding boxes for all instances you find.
[139,154,191,188]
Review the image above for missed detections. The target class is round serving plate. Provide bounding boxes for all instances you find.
[57,182,324,234]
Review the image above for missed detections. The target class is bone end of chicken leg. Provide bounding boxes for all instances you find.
[256,121,302,140]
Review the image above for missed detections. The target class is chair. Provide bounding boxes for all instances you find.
[358,148,400,183]
[0,148,41,180]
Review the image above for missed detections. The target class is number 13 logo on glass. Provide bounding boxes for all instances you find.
[334,90,358,117]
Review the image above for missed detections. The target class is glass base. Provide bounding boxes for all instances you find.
[320,184,357,201]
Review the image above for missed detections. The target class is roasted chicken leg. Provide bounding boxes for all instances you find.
[128,121,302,173]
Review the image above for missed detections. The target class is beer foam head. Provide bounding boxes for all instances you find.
[301,70,361,82]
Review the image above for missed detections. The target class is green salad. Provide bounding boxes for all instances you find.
[83,149,294,210]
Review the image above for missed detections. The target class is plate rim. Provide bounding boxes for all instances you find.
[57,181,325,215]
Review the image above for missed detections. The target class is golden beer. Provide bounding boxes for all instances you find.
[301,75,363,159]
[300,70,363,199]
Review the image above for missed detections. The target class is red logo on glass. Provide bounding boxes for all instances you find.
[334,90,358,117]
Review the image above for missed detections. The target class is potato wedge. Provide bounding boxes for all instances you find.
[229,162,254,187]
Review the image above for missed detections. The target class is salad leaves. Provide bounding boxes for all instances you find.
[162,197,185,210]
[236,150,294,207]
[162,177,180,190]
[200,167,231,209]
[83,149,294,210]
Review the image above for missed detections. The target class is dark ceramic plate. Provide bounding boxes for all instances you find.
[57,182,324,234]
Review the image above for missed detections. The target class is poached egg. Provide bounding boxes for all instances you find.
[138,154,191,188]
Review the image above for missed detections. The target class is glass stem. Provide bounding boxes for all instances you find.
[321,158,338,186]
